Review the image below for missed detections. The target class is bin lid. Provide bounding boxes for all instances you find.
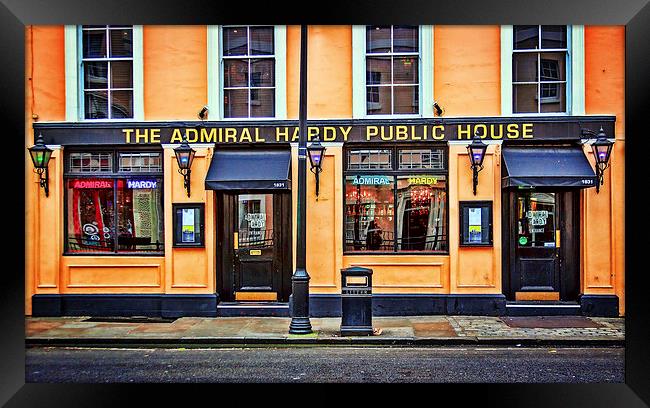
[341,266,373,275]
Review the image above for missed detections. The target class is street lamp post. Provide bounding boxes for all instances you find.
[289,25,312,334]
[28,133,53,197]
[467,131,488,196]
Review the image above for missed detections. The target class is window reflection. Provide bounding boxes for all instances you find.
[344,176,395,251]
[396,176,447,251]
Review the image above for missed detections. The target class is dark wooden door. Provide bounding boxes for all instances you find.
[217,192,291,302]
[512,191,562,294]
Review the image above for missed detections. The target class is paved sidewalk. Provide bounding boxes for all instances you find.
[26,315,624,347]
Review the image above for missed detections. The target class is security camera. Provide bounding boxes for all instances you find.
[433,101,444,117]
[198,106,209,120]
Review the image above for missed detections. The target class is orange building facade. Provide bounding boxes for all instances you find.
[25,25,625,318]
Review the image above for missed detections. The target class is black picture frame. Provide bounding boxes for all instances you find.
[7,0,650,405]
[459,200,493,246]
[172,203,205,248]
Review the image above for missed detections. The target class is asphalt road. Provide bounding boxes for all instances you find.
[26,346,624,383]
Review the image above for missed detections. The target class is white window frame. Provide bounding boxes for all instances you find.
[65,25,144,122]
[207,25,287,121]
[352,25,433,119]
[501,25,584,116]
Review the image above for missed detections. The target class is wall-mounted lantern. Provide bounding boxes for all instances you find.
[174,136,196,197]
[27,133,53,197]
[582,126,614,194]
[307,137,326,197]
[466,131,488,196]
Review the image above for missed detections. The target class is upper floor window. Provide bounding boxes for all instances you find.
[81,25,134,119]
[365,25,420,115]
[222,26,276,118]
[512,25,567,113]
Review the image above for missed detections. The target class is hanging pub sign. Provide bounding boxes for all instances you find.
[33,116,615,146]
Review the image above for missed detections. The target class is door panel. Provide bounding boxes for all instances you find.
[513,191,560,293]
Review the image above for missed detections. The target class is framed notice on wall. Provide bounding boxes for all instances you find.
[460,201,493,246]
[172,203,205,247]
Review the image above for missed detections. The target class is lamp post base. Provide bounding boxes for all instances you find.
[289,317,312,334]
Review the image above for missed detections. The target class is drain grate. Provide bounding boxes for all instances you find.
[84,316,177,324]
[501,316,602,328]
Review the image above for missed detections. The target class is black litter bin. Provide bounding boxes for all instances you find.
[340,266,373,336]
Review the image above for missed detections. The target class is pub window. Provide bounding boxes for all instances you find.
[512,25,567,113]
[344,146,448,253]
[81,25,134,119]
[222,26,276,118]
[366,25,420,115]
[65,149,164,255]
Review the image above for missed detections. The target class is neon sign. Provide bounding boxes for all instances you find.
[351,176,392,185]
[127,180,158,189]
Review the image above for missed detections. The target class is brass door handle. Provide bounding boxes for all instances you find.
[555,230,561,248]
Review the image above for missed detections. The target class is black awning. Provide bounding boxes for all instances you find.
[502,146,597,188]
[205,149,291,191]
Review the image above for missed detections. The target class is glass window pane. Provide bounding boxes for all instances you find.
[83,29,107,58]
[175,206,202,245]
[111,90,133,118]
[516,192,556,247]
[396,175,447,251]
[398,148,445,170]
[84,91,109,119]
[393,56,418,84]
[84,62,108,89]
[393,26,418,52]
[224,89,249,118]
[366,26,391,53]
[366,57,391,85]
[366,86,391,115]
[250,88,275,117]
[345,175,395,252]
[541,25,567,49]
[223,27,248,56]
[347,149,392,170]
[66,178,115,253]
[250,26,274,55]
[512,53,537,83]
[117,178,164,252]
[514,25,539,50]
[393,85,418,114]
[119,152,162,172]
[250,59,274,87]
[224,59,249,88]
[540,83,566,113]
[110,61,133,88]
[69,152,113,173]
[540,53,566,81]
[238,194,273,248]
[513,84,538,113]
[109,28,133,57]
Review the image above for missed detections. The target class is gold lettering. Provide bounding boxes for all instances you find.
[457,124,471,140]
[522,123,533,138]
[366,126,379,141]
[186,128,198,143]
[240,128,253,143]
[475,124,488,139]
[254,128,265,142]
[276,127,290,142]
[395,126,408,140]
[381,126,393,141]
[150,128,160,144]
[323,127,336,142]
[225,128,237,143]
[339,126,352,141]
[201,128,217,143]
[135,128,148,144]
[432,125,445,140]
[292,127,299,142]
[307,126,319,141]
[122,129,134,144]
[490,124,503,140]
[507,124,519,139]
[170,128,184,143]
